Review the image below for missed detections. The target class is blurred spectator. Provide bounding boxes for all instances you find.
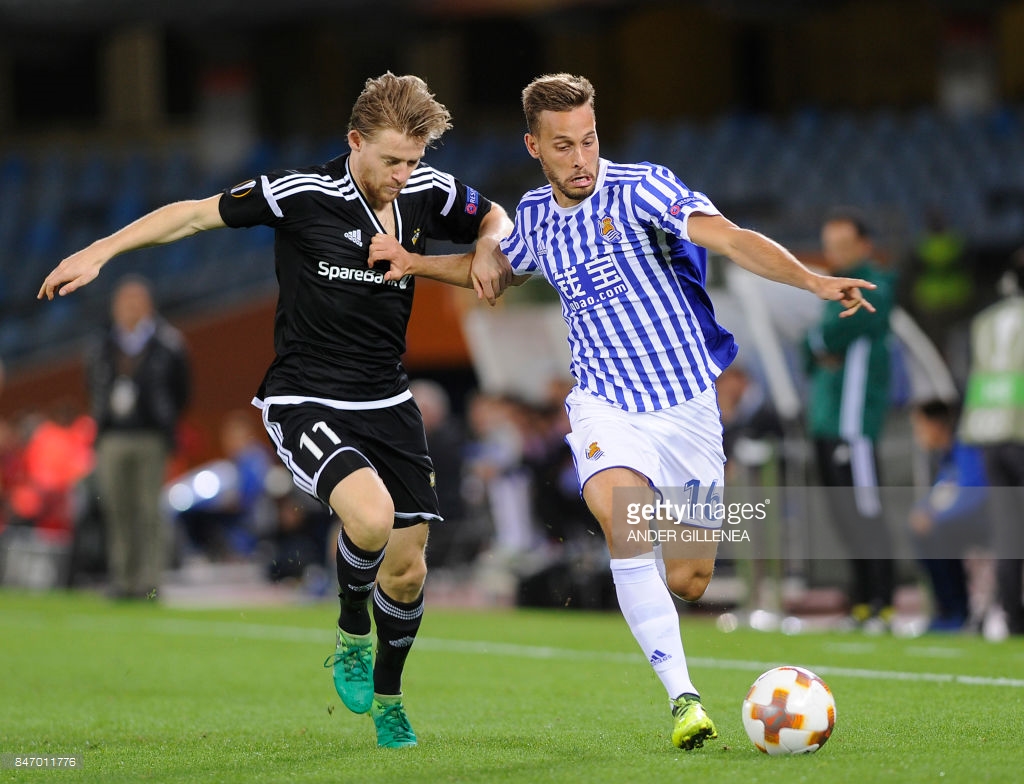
[464,392,539,559]
[907,207,974,357]
[171,409,272,561]
[516,378,614,610]
[526,377,594,544]
[408,379,476,569]
[715,364,782,483]
[166,418,210,483]
[0,405,94,538]
[20,403,95,537]
[88,275,191,599]
[262,466,333,587]
[908,400,989,633]
[803,207,897,632]
[958,249,1024,641]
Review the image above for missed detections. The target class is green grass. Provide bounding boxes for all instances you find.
[2,589,1024,783]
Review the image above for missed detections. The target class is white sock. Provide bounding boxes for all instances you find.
[610,557,697,700]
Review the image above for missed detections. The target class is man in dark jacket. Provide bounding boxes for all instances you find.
[88,275,190,599]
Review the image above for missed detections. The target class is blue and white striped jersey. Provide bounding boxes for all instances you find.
[500,159,738,412]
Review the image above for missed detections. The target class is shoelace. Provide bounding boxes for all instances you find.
[377,703,415,742]
[322,645,371,680]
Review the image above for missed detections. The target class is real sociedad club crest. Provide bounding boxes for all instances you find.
[599,217,622,242]
[598,214,618,242]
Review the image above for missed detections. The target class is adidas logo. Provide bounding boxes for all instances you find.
[389,636,416,648]
[344,228,363,247]
[537,241,547,255]
[649,649,671,665]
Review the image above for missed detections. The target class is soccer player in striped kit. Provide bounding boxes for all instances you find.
[499,74,878,749]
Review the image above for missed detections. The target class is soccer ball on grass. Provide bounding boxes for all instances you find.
[741,665,836,754]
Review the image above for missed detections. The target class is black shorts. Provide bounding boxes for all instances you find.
[258,397,441,528]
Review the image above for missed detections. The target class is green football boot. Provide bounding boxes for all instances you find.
[370,694,418,748]
[323,628,373,714]
[670,693,718,750]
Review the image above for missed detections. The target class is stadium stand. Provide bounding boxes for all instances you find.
[4,104,1024,368]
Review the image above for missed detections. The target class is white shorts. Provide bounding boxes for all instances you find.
[564,385,726,528]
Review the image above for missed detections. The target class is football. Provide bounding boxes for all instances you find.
[741,665,836,754]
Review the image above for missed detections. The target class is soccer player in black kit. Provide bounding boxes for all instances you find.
[39,73,514,748]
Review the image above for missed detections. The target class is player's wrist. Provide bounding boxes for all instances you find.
[88,237,118,267]
[392,247,419,276]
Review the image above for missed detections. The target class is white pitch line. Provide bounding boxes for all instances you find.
[904,645,966,659]
[416,641,1024,688]
[63,615,1024,690]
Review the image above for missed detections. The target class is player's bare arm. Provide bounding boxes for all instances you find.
[38,195,225,300]
[368,204,514,306]
[369,233,471,286]
[687,212,876,318]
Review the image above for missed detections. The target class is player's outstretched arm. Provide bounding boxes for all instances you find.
[687,213,876,319]
[38,195,226,300]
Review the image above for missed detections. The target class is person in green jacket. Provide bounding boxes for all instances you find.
[804,207,896,632]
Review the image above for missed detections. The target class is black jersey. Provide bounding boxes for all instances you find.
[218,153,492,403]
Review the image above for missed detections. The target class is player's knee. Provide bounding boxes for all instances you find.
[328,470,395,545]
[667,564,713,602]
[342,498,395,543]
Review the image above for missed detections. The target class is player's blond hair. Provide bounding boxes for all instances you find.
[521,73,595,135]
[348,72,452,146]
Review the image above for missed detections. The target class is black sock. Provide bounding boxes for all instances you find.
[372,586,424,696]
[335,528,386,636]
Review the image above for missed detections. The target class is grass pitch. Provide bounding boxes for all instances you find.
[2,589,1023,783]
